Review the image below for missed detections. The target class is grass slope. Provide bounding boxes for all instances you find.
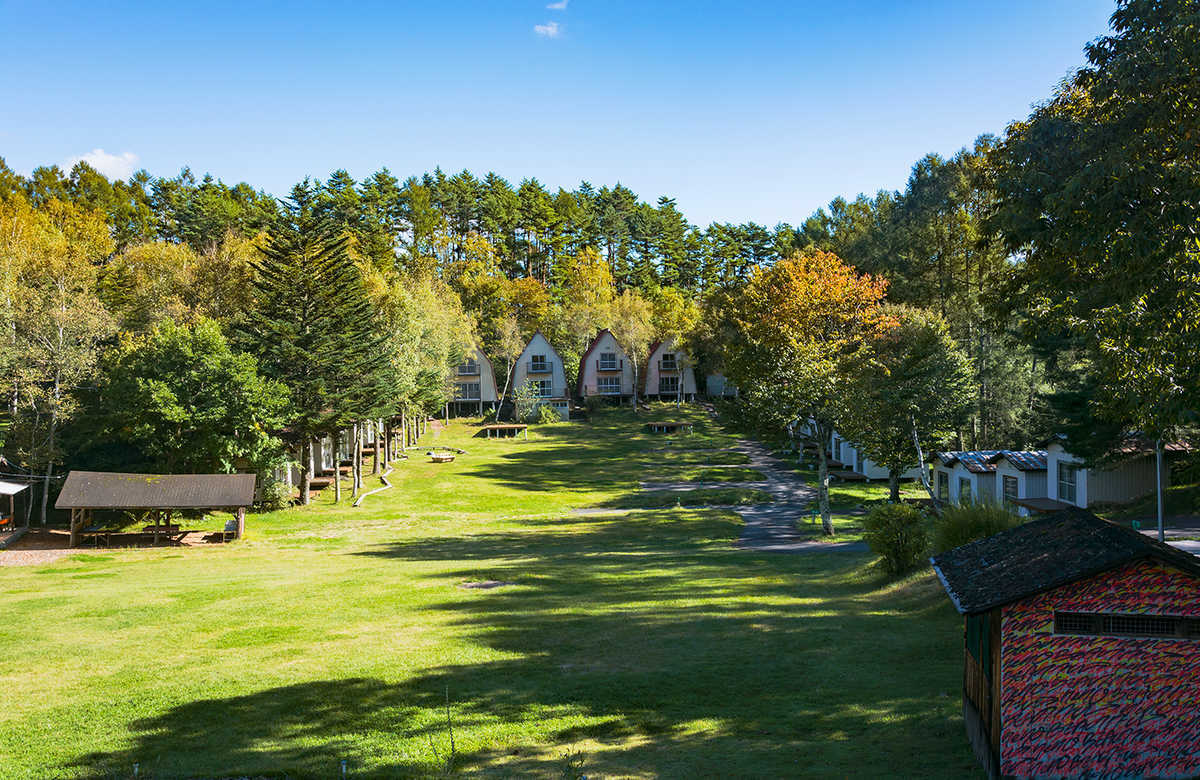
[0,406,977,778]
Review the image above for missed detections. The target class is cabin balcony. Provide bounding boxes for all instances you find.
[455,390,482,401]
[594,385,623,396]
[456,365,481,376]
[658,382,681,395]
[596,359,623,372]
[658,360,679,372]
[527,361,553,374]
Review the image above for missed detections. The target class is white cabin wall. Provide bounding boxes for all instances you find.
[580,332,634,398]
[1089,455,1164,506]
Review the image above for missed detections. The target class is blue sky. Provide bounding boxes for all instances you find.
[0,0,1113,226]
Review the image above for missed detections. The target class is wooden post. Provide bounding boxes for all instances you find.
[235,506,245,539]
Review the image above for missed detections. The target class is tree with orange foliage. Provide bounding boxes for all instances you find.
[724,250,888,535]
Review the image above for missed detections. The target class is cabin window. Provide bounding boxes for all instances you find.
[535,379,554,398]
[455,382,481,401]
[530,354,549,372]
[937,471,949,501]
[959,477,972,503]
[831,436,840,459]
[660,352,678,370]
[457,359,478,375]
[659,375,680,395]
[965,613,993,679]
[1054,611,1200,640]
[1002,475,1018,507]
[596,376,621,394]
[598,351,618,370]
[1058,462,1079,504]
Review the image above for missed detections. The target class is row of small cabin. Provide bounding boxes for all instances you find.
[825,430,1179,514]
[453,329,736,420]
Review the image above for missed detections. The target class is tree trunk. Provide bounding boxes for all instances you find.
[373,420,382,475]
[631,361,639,413]
[815,429,833,535]
[300,438,313,506]
[911,418,941,512]
[888,469,901,502]
[352,423,361,497]
[332,430,342,504]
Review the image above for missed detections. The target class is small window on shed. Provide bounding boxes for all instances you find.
[937,471,949,501]
[1054,611,1200,640]
[959,477,973,504]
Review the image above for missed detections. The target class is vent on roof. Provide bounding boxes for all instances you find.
[1054,611,1200,640]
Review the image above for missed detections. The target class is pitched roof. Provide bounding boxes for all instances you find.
[935,451,1003,473]
[930,508,1200,615]
[55,471,257,510]
[986,450,1048,471]
[576,329,629,392]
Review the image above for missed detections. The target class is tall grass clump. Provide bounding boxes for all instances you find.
[932,502,1022,553]
[862,503,929,576]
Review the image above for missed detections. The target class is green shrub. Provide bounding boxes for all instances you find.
[531,404,562,425]
[255,479,292,512]
[932,502,1021,553]
[862,503,929,576]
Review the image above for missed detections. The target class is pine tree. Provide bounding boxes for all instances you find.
[240,189,391,504]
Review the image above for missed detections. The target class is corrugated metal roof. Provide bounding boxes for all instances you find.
[55,471,256,510]
[936,451,1003,473]
[988,450,1048,471]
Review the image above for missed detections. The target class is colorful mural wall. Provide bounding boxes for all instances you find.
[1000,560,1200,778]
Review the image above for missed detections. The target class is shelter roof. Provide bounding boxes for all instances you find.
[55,471,256,510]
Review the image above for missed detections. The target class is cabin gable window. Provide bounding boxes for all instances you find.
[598,351,618,370]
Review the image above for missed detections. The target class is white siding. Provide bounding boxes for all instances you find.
[511,333,569,402]
[579,331,635,399]
[994,458,1048,516]
[644,340,698,399]
[454,346,498,406]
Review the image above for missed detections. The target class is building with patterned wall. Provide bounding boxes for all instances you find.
[931,509,1200,779]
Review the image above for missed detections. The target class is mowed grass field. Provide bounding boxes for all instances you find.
[0,406,978,778]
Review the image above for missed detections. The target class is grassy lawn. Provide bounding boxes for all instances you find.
[0,405,977,778]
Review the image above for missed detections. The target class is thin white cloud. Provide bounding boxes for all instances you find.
[63,148,139,180]
[534,21,561,37]
[547,0,568,10]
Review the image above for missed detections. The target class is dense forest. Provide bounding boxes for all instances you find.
[0,0,1194,528]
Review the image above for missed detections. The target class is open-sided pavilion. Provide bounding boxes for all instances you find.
[55,471,256,546]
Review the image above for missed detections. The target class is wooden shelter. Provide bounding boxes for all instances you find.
[931,509,1200,779]
[645,421,693,435]
[56,471,256,546]
[479,424,528,440]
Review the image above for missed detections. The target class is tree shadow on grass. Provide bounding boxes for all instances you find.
[72,515,976,778]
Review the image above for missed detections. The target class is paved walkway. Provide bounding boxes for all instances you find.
[640,438,864,554]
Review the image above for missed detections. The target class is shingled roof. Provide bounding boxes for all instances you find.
[930,508,1200,615]
[55,471,256,510]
